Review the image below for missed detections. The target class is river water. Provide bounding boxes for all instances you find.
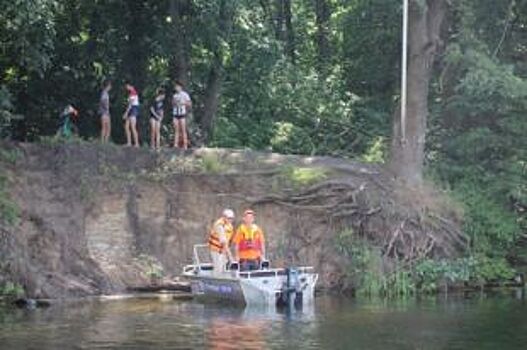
[1,293,526,350]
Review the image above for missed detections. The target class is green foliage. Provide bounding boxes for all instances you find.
[0,282,24,298]
[362,136,386,164]
[1,0,391,153]
[0,0,57,75]
[279,166,328,188]
[270,122,315,155]
[0,0,57,138]
[135,254,164,279]
[427,0,527,273]
[335,230,416,298]
[337,230,517,297]
[0,86,20,137]
[0,149,19,165]
[0,174,19,226]
[209,0,392,156]
[214,61,366,156]
[415,256,516,293]
[200,153,228,174]
[0,154,19,224]
[459,182,520,253]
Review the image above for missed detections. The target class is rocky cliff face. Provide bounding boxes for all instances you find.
[0,142,465,298]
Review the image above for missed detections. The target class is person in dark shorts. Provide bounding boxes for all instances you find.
[99,79,112,143]
[149,87,165,150]
[123,83,140,147]
[172,81,192,149]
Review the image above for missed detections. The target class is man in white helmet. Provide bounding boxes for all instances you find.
[207,209,235,274]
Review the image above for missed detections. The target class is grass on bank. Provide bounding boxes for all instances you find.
[200,152,228,174]
[0,170,19,226]
[279,165,328,189]
[336,230,518,298]
[0,282,24,298]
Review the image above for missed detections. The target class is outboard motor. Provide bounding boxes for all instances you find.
[277,267,303,310]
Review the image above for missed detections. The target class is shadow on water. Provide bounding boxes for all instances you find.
[0,291,526,350]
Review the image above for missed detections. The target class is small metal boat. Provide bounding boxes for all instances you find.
[182,244,318,308]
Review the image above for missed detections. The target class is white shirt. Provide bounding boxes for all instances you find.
[129,94,139,107]
[172,91,191,116]
[215,223,227,245]
[100,90,110,114]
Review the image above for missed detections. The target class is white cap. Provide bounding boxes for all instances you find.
[222,209,235,219]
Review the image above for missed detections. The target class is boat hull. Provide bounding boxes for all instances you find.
[187,275,246,305]
[184,267,318,308]
[182,245,318,308]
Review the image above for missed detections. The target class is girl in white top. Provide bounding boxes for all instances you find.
[172,81,192,149]
[123,84,140,147]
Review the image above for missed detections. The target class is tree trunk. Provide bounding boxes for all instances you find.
[199,0,235,142]
[169,0,191,85]
[284,0,296,63]
[273,0,285,40]
[315,0,331,75]
[389,0,447,186]
[263,0,296,63]
[200,59,222,142]
[126,1,149,89]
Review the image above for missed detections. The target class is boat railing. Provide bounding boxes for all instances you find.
[236,266,315,280]
[187,244,315,279]
[192,244,210,266]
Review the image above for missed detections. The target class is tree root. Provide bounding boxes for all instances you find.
[244,175,467,264]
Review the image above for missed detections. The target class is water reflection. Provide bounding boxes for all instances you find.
[0,293,526,349]
[191,303,318,350]
[206,316,267,350]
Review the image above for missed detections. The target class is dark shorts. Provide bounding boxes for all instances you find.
[173,114,186,121]
[240,259,260,272]
[128,106,140,118]
[150,111,163,121]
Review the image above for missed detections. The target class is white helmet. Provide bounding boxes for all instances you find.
[222,208,235,219]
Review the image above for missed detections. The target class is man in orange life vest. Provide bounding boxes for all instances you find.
[208,209,235,274]
[233,209,266,271]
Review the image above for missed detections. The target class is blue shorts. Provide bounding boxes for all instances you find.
[240,259,260,271]
[173,114,186,121]
[128,106,140,118]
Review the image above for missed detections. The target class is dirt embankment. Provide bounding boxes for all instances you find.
[0,141,465,298]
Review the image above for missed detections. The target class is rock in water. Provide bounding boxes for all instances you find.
[13,298,51,309]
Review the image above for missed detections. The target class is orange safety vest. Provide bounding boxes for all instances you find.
[208,218,234,253]
[233,224,265,260]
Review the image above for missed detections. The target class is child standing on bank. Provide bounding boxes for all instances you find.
[99,79,112,143]
[172,81,192,149]
[149,87,165,150]
[123,83,140,147]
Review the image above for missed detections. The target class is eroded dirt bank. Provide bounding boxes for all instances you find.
[0,142,465,298]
